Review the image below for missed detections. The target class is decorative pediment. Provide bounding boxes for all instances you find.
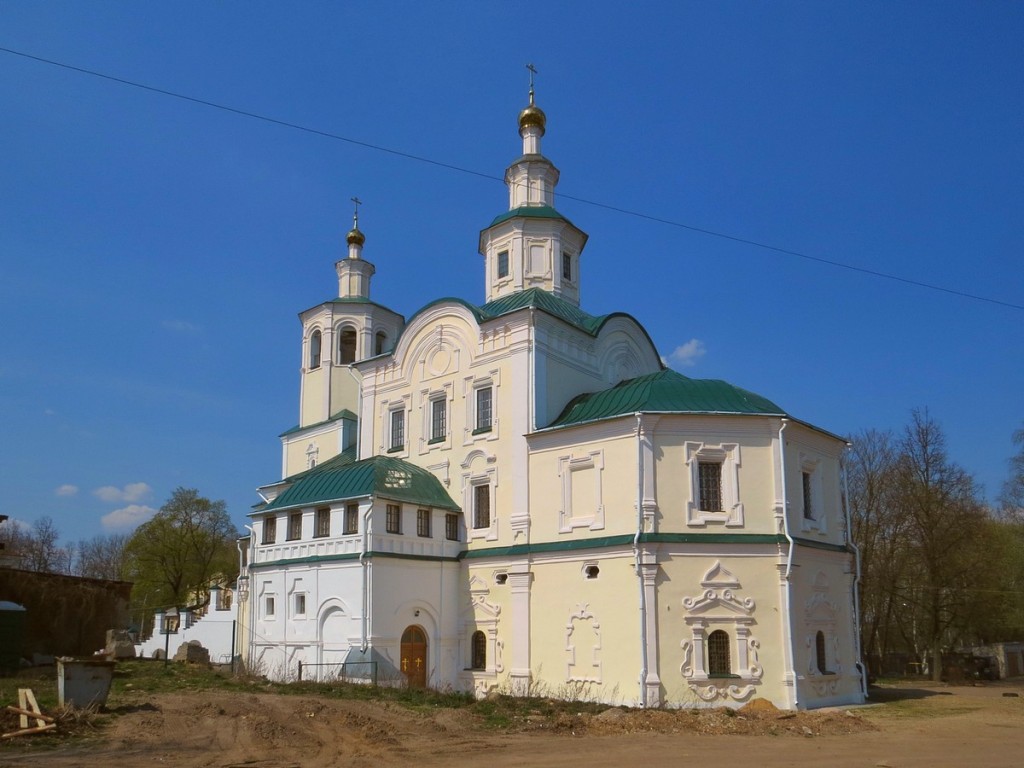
[683,588,756,618]
[469,574,489,595]
[701,561,741,588]
[806,571,838,622]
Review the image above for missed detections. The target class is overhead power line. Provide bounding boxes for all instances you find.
[2,45,1021,312]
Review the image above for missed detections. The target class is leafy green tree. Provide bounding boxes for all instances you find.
[123,488,239,612]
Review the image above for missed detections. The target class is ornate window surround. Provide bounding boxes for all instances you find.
[685,442,743,527]
[798,452,826,533]
[680,562,763,703]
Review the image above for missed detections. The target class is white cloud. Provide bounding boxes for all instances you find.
[55,484,79,497]
[94,482,153,503]
[668,338,707,367]
[162,319,200,333]
[102,505,157,530]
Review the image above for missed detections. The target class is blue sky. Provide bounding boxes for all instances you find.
[1,2,1021,545]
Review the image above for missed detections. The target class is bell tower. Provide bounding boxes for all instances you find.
[478,66,588,305]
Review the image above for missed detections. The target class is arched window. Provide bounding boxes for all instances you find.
[707,630,731,676]
[375,331,387,356]
[815,630,829,674]
[338,328,357,364]
[470,630,486,670]
[309,330,322,369]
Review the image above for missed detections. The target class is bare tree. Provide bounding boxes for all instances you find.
[1000,425,1024,520]
[19,516,73,573]
[74,533,129,580]
[892,409,987,681]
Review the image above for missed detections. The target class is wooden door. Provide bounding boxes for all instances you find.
[400,626,427,688]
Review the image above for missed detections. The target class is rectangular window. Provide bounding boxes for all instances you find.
[802,471,814,520]
[390,409,405,451]
[294,593,306,616]
[417,508,431,538]
[386,503,402,534]
[262,516,277,545]
[445,512,460,541]
[473,484,490,530]
[344,503,359,535]
[497,250,509,279]
[562,251,572,281]
[315,507,330,538]
[698,462,723,512]
[430,397,447,442]
[287,512,302,541]
[265,596,275,618]
[475,387,493,432]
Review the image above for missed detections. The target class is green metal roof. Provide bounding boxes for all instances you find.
[546,369,786,429]
[480,287,607,334]
[259,453,460,513]
[488,204,575,228]
[279,410,358,438]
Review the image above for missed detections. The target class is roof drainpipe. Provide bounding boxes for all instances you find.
[634,413,649,708]
[842,445,869,699]
[778,419,798,709]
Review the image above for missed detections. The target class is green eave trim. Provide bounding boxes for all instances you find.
[460,532,851,559]
[279,410,358,438]
[249,550,461,570]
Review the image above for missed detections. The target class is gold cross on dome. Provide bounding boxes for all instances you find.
[526,63,537,103]
[350,196,362,228]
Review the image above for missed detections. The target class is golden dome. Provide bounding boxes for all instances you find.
[518,102,546,136]
[346,227,365,247]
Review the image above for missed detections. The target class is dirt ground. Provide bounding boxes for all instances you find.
[2,679,1023,768]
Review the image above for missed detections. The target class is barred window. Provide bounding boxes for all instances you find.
[417,508,431,538]
[802,471,814,520]
[497,250,509,279]
[315,507,331,538]
[445,513,460,541]
[344,503,359,535]
[708,630,731,676]
[473,485,490,529]
[386,504,402,534]
[698,462,723,512]
[562,251,572,281]
[470,630,486,670]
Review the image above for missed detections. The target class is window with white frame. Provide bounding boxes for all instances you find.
[445,512,460,541]
[344,503,359,535]
[287,512,302,541]
[562,251,572,281]
[314,507,330,538]
[473,484,490,530]
[430,397,447,442]
[294,593,306,617]
[386,503,402,534]
[262,516,277,545]
[417,508,431,538]
[685,442,743,527]
[389,408,405,451]
[475,386,493,433]
[799,453,826,532]
[264,595,276,619]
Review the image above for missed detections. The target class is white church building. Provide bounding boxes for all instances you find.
[237,85,866,710]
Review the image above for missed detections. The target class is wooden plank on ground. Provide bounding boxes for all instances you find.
[5,706,55,724]
[1,724,57,739]
[17,689,28,730]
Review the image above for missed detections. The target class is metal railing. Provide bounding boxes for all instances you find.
[296,660,378,685]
